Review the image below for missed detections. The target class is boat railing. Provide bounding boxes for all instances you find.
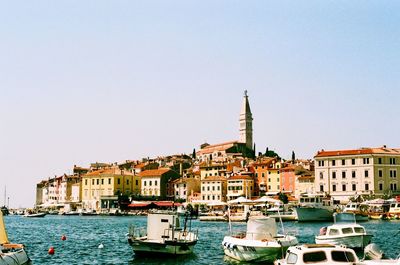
[162,228,198,242]
[128,225,146,238]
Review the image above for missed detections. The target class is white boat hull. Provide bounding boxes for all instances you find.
[315,234,373,248]
[0,248,30,265]
[222,235,298,262]
[295,207,333,222]
[129,239,196,255]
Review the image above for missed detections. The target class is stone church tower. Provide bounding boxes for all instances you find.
[239,90,253,150]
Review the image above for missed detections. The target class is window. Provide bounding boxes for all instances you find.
[97,179,99,185]
[379,183,383,190]
[342,159,345,165]
[332,160,336,166]
[365,183,369,190]
[379,170,383,177]
[144,181,146,186]
[352,184,356,191]
[217,186,220,191]
[85,179,88,185]
[342,228,353,234]
[342,171,346,179]
[202,186,204,191]
[365,170,369,178]
[92,179,94,185]
[378,158,382,164]
[212,186,215,191]
[351,159,356,165]
[342,184,346,191]
[354,227,365,233]
[303,251,327,263]
[108,178,111,185]
[155,180,157,186]
[390,170,393,178]
[331,251,356,262]
[320,185,324,192]
[363,158,370,164]
[329,229,339,235]
[286,252,298,264]
[332,185,336,192]
[207,186,210,191]
[352,171,356,178]
[101,179,104,185]
[135,180,138,185]
[117,178,120,185]
[319,172,323,179]
[395,171,397,178]
[332,172,336,179]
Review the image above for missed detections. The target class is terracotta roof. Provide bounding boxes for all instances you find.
[201,176,227,182]
[139,168,171,177]
[228,175,253,181]
[197,141,239,155]
[315,147,400,158]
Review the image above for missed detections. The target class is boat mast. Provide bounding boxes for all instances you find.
[3,186,6,207]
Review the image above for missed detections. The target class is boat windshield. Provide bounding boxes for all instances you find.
[354,227,364,234]
[331,250,356,262]
[341,228,353,234]
[286,252,298,264]
[329,229,340,236]
[303,251,327,263]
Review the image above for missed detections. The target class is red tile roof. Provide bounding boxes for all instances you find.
[201,176,227,182]
[228,175,253,180]
[315,147,400,158]
[197,141,239,155]
[139,168,171,177]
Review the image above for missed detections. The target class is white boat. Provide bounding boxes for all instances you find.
[339,202,369,222]
[222,216,298,262]
[315,223,372,248]
[0,211,30,265]
[127,211,198,255]
[24,212,46,218]
[387,202,400,220]
[295,194,334,222]
[275,244,360,265]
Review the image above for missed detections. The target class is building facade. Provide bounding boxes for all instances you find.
[315,147,400,202]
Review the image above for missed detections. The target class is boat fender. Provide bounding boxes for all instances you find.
[261,239,269,242]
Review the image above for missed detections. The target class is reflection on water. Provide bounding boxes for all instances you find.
[3,215,400,264]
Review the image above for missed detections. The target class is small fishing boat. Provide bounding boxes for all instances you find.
[0,211,30,265]
[315,223,372,248]
[127,211,198,255]
[339,202,369,222]
[387,202,400,220]
[275,244,359,265]
[295,193,334,222]
[24,212,46,218]
[222,216,298,262]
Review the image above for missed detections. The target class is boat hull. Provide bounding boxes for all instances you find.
[222,236,298,262]
[0,248,30,265]
[295,207,333,222]
[128,239,197,255]
[315,234,373,248]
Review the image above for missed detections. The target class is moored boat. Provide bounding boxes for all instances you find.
[315,223,372,249]
[24,212,46,218]
[0,211,30,265]
[222,216,298,262]
[127,211,198,256]
[295,193,334,222]
[275,244,360,265]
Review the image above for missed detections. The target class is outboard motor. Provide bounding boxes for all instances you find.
[364,243,384,260]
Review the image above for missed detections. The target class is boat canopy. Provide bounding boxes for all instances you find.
[245,216,277,241]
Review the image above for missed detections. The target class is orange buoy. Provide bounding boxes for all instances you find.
[48,246,55,255]
[61,235,67,241]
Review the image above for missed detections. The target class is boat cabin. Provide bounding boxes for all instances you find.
[275,244,359,265]
[319,224,366,237]
[299,194,332,207]
[389,203,400,214]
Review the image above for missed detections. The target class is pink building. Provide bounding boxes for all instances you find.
[280,165,296,194]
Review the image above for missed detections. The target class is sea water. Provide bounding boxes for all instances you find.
[4,215,400,264]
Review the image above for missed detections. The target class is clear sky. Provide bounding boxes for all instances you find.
[1,1,399,208]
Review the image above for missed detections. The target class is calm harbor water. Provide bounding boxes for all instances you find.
[4,215,400,264]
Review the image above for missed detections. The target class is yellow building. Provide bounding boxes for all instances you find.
[81,167,140,211]
[266,161,282,192]
[227,174,254,201]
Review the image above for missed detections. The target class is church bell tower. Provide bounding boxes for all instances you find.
[239,90,253,150]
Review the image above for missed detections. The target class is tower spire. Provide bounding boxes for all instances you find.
[239,90,253,150]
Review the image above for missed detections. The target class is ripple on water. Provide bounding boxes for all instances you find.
[3,215,400,264]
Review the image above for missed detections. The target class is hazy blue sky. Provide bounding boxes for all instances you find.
[1,1,399,207]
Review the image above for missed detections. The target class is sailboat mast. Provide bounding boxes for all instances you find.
[3,186,6,207]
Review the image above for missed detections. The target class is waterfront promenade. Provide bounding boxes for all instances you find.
[5,215,400,264]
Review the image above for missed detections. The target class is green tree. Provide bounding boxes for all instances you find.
[192,148,196,159]
[292,151,296,162]
[278,192,289,204]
